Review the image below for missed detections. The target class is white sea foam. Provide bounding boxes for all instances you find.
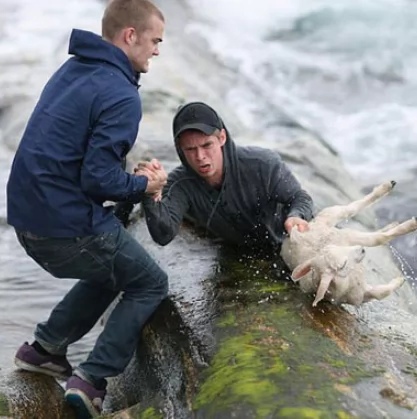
[0,0,104,214]
[186,0,417,183]
[2,0,417,181]
[0,0,103,110]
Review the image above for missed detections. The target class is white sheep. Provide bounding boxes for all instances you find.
[281,181,417,307]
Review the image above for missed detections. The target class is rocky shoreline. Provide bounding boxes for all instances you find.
[2,0,417,417]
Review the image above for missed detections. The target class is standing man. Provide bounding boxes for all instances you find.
[7,0,167,417]
[136,102,313,251]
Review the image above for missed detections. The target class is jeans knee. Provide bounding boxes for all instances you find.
[147,267,168,301]
[127,266,168,299]
[156,269,169,298]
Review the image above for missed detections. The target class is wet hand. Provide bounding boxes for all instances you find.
[133,158,161,173]
[284,217,309,234]
[134,159,167,200]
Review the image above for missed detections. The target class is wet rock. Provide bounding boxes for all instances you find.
[0,370,75,419]
[105,243,417,418]
[379,385,414,411]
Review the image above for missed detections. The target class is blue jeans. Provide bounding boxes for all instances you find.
[16,225,168,383]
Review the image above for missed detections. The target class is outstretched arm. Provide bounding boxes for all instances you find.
[141,168,190,246]
[268,154,314,232]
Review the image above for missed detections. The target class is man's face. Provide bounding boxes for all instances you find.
[179,129,227,186]
[127,15,164,73]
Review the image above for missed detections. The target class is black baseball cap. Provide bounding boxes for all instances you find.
[173,102,223,140]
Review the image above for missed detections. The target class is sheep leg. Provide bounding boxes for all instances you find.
[342,217,417,247]
[314,181,396,227]
[378,221,400,232]
[363,277,405,302]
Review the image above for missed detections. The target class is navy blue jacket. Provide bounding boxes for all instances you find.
[7,29,148,237]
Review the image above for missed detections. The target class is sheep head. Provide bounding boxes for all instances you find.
[291,245,366,306]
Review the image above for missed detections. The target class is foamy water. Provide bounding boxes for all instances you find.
[186,0,417,183]
[0,0,102,106]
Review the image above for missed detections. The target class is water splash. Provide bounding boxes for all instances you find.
[389,244,416,283]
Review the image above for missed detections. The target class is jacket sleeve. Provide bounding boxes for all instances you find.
[80,95,148,203]
[268,154,314,221]
[142,172,190,246]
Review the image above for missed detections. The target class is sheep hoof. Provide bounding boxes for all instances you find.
[390,180,396,188]
[392,276,405,289]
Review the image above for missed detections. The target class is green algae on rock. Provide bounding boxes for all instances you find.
[105,238,417,418]
[194,296,367,417]
[277,407,354,418]
[0,392,10,417]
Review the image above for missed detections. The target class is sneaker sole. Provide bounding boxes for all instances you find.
[65,389,100,419]
[14,357,69,381]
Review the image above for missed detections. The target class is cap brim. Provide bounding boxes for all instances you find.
[174,123,217,139]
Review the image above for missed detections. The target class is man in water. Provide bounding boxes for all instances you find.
[7,0,167,417]
[134,101,313,252]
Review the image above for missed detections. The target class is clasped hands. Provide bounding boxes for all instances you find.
[134,158,167,201]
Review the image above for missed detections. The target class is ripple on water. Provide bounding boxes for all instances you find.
[0,224,100,370]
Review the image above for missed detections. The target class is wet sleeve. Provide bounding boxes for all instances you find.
[113,201,135,227]
[268,155,314,221]
[142,176,190,246]
[80,96,148,203]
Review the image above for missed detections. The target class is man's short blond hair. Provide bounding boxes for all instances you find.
[102,0,164,41]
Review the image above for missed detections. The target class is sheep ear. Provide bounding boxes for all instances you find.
[312,272,333,307]
[292,258,314,281]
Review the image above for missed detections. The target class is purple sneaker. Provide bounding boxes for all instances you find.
[14,342,72,380]
[65,375,106,418]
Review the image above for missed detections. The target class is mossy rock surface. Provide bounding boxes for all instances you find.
[0,392,10,417]
[107,247,417,418]
[192,257,358,417]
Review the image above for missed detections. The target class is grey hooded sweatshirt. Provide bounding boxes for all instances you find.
[142,104,313,249]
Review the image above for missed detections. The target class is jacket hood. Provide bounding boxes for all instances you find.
[172,102,237,178]
[68,29,140,87]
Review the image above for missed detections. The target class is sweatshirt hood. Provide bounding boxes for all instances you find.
[68,29,140,87]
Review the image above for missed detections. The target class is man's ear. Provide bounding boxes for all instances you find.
[292,258,314,281]
[123,27,136,46]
